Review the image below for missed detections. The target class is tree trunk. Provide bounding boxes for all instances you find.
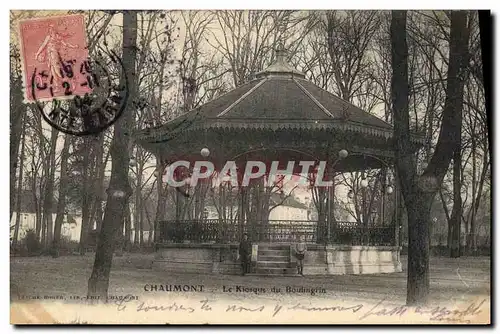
[41,217,46,248]
[95,201,103,232]
[469,140,489,252]
[10,66,25,221]
[450,152,462,258]
[33,176,41,242]
[406,191,433,305]
[79,137,92,255]
[391,10,469,305]
[42,127,59,248]
[95,134,107,232]
[13,120,26,250]
[447,211,452,250]
[154,155,165,245]
[144,200,154,245]
[87,10,137,299]
[139,200,145,247]
[89,133,106,233]
[52,134,71,257]
[125,200,132,250]
[135,160,143,247]
[33,109,45,243]
[468,132,477,253]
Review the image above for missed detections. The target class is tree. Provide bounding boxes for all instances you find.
[87,10,138,299]
[12,119,26,249]
[10,44,26,222]
[52,134,71,257]
[325,11,381,103]
[210,10,309,87]
[70,11,115,254]
[391,10,471,305]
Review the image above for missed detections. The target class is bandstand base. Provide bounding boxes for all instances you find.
[153,243,242,275]
[153,243,402,275]
[302,245,402,275]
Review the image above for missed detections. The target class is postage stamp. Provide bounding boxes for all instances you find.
[18,14,129,136]
[19,14,90,102]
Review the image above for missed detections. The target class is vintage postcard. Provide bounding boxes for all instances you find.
[9,9,491,325]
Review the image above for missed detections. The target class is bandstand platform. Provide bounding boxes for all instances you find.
[152,219,402,276]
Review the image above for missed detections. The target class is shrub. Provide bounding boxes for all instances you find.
[60,235,79,252]
[22,229,40,255]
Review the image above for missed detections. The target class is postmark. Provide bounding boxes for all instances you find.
[19,14,129,136]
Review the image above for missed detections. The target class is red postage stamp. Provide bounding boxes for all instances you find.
[19,14,92,102]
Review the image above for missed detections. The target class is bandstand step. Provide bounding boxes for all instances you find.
[258,249,289,257]
[258,255,289,262]
[253,243,294,276]
[246,272,301,277]
[257,244,291,251]
[256,261,291,269]
[254,267,298,276]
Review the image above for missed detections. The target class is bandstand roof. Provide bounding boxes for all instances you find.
[135,49,424,171]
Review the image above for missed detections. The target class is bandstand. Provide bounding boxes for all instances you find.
[134,49,424,276]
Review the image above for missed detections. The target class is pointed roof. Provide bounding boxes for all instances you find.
[254,48,306,79]
[136,49,423,145]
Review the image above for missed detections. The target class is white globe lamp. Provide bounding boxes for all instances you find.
[201,148,210,157]
[338,149,348,159]
[360,178,368,188]
[386,186,394,194]
[112,190,126,198]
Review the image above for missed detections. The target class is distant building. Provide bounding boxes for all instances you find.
[269,195,309,221]
[10,189,81,241]
[203,193,310,222]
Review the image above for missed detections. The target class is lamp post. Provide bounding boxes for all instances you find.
[382,183,393,227]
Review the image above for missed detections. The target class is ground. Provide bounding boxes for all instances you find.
[10,253,491,324]
[10,253,490,303]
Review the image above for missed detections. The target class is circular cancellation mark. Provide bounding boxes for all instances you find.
[31,50,130,136]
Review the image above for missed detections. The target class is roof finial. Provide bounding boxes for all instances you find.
[275,43,287,63]
[254,42,305,79]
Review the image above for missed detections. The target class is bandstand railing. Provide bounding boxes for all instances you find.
[157,220,395,246]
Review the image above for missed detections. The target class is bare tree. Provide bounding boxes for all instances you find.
[210,10,309,87]
[325,11,381,102]
[88,10,138,299]
[10,44,26,222]
[12,120,26,249]
[52,134,71,256]
[391,10,470,305]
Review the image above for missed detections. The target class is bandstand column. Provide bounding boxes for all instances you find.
[237,161,247,239]
[238,187,245,237]
[380,168,387,226]
[154,153,164,247]
[326,161,336,244]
